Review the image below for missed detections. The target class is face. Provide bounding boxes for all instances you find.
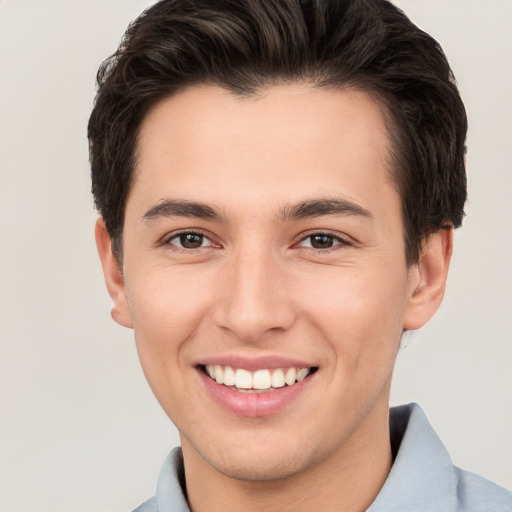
[97,84,449,482]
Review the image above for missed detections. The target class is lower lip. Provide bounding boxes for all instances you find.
[197,369,314,417]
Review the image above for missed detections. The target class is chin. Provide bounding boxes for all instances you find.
[188,429,325,483]
[207,450,310,483]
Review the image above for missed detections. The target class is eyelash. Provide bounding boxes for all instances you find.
[162,230,352,253]
[163,230,218,252]
[296,231,353,252]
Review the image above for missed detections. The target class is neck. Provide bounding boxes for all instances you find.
[181,402,393,512]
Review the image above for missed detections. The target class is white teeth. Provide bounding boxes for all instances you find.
[214,365,224,384]
[296,368,310,382]
[271,368,285,388]
[252,369,272,390]
[204,365,313,391]
[206,365,215,379]
[235,369,252,389]
[284,368,297,386]
[223,366,236,386]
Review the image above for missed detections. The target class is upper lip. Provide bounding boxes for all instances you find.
[196,354,317,371]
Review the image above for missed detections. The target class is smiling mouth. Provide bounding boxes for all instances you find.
[200,365,318,393]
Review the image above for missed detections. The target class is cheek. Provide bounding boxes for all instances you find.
[125,271,212,377]
[128,268,210,333]
[124,271,216,423]
[300,266,408,369]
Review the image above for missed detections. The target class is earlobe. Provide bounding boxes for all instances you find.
[403,228,453,331]
[95,217,133,329]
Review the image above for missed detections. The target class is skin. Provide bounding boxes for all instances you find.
[96,84,452,511]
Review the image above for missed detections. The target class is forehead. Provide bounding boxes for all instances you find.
[131,84,397,223]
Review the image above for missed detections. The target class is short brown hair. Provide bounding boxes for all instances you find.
[88,0,467,264]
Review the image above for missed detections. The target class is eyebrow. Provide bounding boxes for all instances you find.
[141,199,227,223]
[279,198,373,222]
[141,197,373,224]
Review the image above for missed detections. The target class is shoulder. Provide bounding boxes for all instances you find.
[455,467,512,512]
[369,403,511,512]
[131,496,158,512]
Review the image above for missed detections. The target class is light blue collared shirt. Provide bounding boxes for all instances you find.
[134,403,512,511]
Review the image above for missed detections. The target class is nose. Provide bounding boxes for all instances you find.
[212,247,296,342]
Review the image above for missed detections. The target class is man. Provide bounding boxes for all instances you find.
[89,0,512,510]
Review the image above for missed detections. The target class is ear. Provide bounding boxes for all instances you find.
[95,217,133,328]
[403,228,453,331]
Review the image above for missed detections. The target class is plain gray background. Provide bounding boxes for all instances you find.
[0,1,510,510]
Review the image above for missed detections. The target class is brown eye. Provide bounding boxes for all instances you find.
[167,232,214,249]
[309,234,334,249]
[180,233,204,248]
[298,233,350,250]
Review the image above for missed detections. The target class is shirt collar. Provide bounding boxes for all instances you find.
[367,403,458,511]
[156,447,189,512]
